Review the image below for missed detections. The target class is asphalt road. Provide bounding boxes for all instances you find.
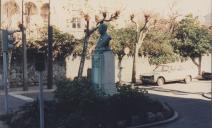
[140,79,212,128]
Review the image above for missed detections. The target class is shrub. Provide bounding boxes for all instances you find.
[5,80,173,128]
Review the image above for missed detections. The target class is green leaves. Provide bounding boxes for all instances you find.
[173,14,212,58]
[141,28,178,65]
[109,26,137,58]
[28,26,79,61]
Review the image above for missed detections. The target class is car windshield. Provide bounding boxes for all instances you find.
[154,65,170,72]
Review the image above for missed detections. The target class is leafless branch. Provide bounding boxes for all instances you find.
[82,11,120,36]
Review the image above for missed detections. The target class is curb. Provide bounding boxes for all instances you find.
[127,111,178,128]
[9,93,35,102]
[202,93,212,99]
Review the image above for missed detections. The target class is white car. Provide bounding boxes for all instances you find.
[140,64,196,86]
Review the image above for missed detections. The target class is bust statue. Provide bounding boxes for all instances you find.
[95,23,112,52]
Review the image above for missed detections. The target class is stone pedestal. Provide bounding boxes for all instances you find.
[91,50,117,95]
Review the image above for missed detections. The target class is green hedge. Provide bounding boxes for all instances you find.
[4,80,173,128]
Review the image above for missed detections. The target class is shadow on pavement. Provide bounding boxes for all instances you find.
[148,93,212,128]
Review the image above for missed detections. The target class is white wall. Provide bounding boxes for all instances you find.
[65,54,212,82]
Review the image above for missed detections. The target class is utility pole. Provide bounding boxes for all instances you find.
[22,0,28,91]
[47,0,53,89]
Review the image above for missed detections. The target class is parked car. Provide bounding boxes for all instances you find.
[140,64,195,86]
[202,71,212,80]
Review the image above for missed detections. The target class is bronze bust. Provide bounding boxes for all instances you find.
[95,23,112,51]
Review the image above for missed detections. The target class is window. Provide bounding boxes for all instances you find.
[72,17,81,29]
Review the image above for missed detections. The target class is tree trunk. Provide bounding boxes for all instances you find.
[131,43,137,83]
[47,26,53,89]
[191,55,202,76]
[198,55,202,75]
[131,32,147,83]
[78,36,89,79]
[22,28,28,91]
[118,57,123,83]
[22,0,28,91]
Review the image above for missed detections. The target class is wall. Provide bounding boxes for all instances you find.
[65,54,212,82]
[0,54,211,86]
[0,61,66,87]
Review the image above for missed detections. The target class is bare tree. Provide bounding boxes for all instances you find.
[77,11,120,79]
[3,0,20,29]
[40,3,49,23]
[24,2,37,36]
[2,0,20,87]
[168,2,181,35]
[130,13,155,83]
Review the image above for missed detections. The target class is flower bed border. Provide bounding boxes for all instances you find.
[127,111,178,128]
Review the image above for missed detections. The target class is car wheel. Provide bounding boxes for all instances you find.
[184,76,192,84]
[157,78,164,86]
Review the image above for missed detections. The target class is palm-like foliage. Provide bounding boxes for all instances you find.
[3,0,20,18]
[40,3,49,22]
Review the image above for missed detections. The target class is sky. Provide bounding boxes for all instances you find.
[88,0,211,20]
[122,0,211,16]
[83,0,211,27]
[0,0,211,30]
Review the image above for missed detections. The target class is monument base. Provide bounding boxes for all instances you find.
[91,50,117,95]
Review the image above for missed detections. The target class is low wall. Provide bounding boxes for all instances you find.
[0,62,66,87]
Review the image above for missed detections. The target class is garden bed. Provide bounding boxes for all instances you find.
[1,80,175,128]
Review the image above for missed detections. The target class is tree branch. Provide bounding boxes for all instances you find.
[191,57,199,67]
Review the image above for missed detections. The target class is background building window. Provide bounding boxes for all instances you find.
[72,17,81,29]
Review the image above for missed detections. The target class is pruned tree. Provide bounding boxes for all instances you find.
[3,0,20,28]
[77,11,120,79]
[130,13,154,83]
[40,3,49,23]
[24,2,37,37]
[168,2,181,35]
